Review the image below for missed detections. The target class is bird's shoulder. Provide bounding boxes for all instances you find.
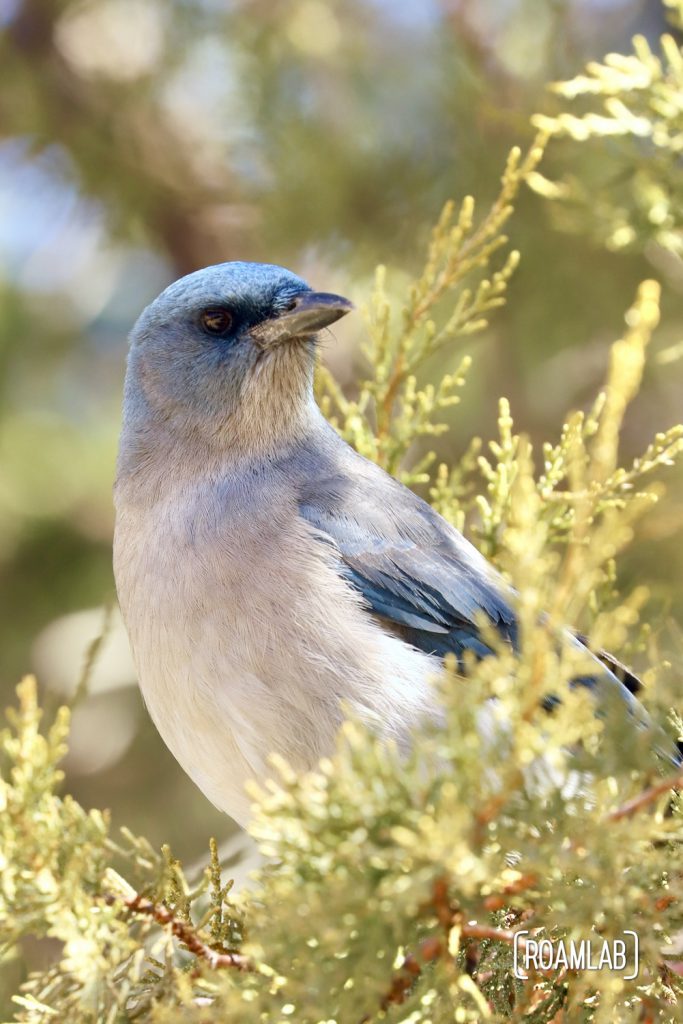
[283,426,516,643]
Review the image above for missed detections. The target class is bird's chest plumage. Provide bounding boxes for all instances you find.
[114,480,315,812]
[113,474,440,824]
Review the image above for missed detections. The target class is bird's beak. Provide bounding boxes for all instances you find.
[250,291,354,349]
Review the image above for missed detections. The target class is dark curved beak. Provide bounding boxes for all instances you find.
[250,291,354,349]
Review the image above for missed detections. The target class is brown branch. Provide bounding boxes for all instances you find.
[376,350,406,447]
[374,919,534,1017]
[606,767,683,822]
[373,876,536,1019]
[4,0,252,276]
[105,892,253,971]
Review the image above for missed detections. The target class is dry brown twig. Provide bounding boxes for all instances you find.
[105,892,253,972]
[607,767,683,822]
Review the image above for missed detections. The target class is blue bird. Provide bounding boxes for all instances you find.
[113,261,674,825]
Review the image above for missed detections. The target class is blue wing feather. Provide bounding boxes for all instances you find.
[291,431,678,765]
[298,465,517,666]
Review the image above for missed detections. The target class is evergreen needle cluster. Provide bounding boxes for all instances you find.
[316,140,545,486]
[529,0,683,258]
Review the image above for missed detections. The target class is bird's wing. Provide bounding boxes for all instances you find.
[295,446,678,764]
[297,461,517,665]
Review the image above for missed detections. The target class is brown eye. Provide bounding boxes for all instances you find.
[200,308,234,336]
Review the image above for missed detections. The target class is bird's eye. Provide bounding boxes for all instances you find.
[200,308,234,337]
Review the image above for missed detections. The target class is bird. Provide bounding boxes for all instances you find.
[113,261,673,826]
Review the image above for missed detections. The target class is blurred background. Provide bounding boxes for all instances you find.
[1,0,682,876]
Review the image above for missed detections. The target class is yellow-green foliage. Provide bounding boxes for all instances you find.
[529,6,683,257]
[4,36,683,1024]
[316,141,544,485]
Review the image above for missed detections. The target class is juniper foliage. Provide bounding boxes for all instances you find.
[529,0,683,260]
[3,32,683,1024]
[316,141,544,485]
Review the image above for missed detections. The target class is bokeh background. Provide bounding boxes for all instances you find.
[1,0,682,875]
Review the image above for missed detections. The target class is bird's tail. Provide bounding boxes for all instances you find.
[564,631,681,768]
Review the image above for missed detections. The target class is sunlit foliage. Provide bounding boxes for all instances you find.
[3,143,683,1020]
[530,5,683,259]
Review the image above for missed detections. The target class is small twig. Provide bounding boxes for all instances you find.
[606,767,683,822]
[71,601,115,710]
[373,920,534,1017]
[374,876,535,1018]
[379,949,423,1010]
[105,892,252,971]
[376,350,406,445]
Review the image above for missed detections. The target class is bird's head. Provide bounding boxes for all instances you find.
[125,261,352,456]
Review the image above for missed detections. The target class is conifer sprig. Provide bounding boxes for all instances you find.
[529,18,683,258]
[317,137,546,482]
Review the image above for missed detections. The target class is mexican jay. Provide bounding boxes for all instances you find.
[113,261,667,826]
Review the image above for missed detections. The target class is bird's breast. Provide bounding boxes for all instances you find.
[113,476,440,823]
